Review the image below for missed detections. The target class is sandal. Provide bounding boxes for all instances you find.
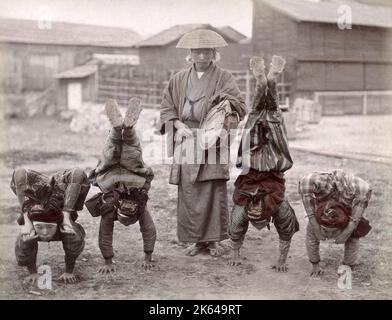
[207,242,225,257]
[185,243,206,256]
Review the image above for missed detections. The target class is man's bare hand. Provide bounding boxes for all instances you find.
[98,264,116,274]
[175,127,193,142]
[310,263,324,277]
[23,273,39,285]
[59,272,77,284]
[224,114,239,131]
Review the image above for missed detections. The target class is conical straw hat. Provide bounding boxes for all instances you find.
[176,29,228,49]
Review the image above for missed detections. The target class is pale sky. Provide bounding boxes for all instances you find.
[0,0,253,38]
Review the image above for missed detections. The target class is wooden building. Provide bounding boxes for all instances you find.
[0,18,140,113]
[252,0,392,114]
[135,24,252,80]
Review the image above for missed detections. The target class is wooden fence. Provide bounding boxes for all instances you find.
[97,70,291,110]
[314,90,392,115]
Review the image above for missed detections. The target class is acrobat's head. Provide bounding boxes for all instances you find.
[22,179,64,241]
[116,188,148,226]
[315,200,350,229]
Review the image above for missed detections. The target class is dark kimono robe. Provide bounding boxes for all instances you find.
[160,63,247,243]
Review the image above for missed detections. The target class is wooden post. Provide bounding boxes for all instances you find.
[363,92,368,115]
[245,69,250,108]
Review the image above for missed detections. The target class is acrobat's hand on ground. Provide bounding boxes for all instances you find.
[142,253,156,270]
[59,272,77,284]
[310,263,324,277]
[142,260,156,270]
[227,248,243,266]
[271,262,288,273]
[98,264,116,275]
[23,273,39,285]
[228,257,243,267]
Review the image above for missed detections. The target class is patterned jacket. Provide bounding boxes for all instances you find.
[298,170,372,224]
[236,84,293,172]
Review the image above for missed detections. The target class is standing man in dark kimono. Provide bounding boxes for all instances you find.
[159,29,247,257]
[228,56,299,272]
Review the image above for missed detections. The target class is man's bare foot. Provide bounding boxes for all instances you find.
[124,97,142,128]
[59,272,77,284]
[97,264,115,274]
[249,56,267,86]
[105,99,123,128]
[310,263,324,277]
[185,243,206,256]
[271,261,288,272]
[23,273,39,285]
[207,242,225,257]
[228,249,243,266]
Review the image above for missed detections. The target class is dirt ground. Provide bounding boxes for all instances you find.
[0,114,391,300]
[291,114,392,165]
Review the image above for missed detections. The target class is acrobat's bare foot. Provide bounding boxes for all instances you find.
[267,55,286,83]
[249,56,267,86]
[124,97,142,128]
[105,99,123,128]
